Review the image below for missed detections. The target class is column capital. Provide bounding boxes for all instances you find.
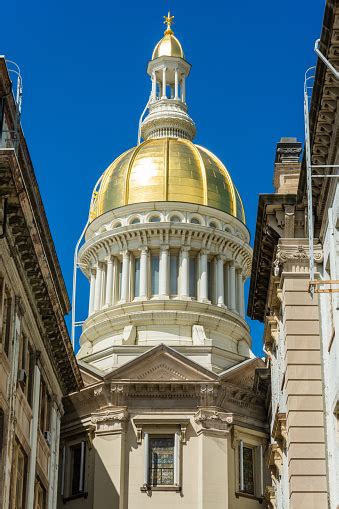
[160,244,170,252]
[217,254,226,262]
[105,254,113,263]
[138,246,149,254]
[200,249,209,256]
[181,246,190,253]
[120,249,130,259]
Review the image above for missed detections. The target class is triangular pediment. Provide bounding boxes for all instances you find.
[105,344,218,382]
[219,357,265,390]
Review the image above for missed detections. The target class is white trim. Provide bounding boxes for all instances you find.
[61,445,66,496]
[143,432,149,485]
[259,444,264,497]
[79,441,85,492]
[174,431,180,486]
[239,439,244,492]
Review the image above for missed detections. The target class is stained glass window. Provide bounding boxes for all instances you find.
[149,436,174,486]
[240,445,254,495]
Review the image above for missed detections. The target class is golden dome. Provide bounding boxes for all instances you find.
[90,138,245,223]
[152,33,184,59]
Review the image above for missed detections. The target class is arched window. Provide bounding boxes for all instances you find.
[209,222,217,229]
[131,218,140,225]
[170,216,181,223]
[190,218,200,225]
[112,222,122,229]
[149,216,161,223]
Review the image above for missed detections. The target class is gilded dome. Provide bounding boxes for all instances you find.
[152,33,184,59]
[90,138,245,223]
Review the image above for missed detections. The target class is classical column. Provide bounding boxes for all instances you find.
[151,71,156,101]
[236,269,244,316]
[217,256,225,306]
[199,249,209,302]
[159,245,169,298]
[180,247,189,298]
[105,256,114,307]
[174,68,179,99]
[52,409,61,509]
[120,250,130,303]
[88,268,96,315]
[228,261,236,311]
[139,247,148,299]
[162,67,167,98]
[181,76,186,102]
[93,262,103,312]
[26,365,41,508]
[112,257,119,304]
[48,403,58,509]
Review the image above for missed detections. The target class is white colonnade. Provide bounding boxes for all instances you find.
[87,247,245,318]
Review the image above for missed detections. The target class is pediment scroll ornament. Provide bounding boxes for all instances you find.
[91,408,129,435]
[195,409,233,433]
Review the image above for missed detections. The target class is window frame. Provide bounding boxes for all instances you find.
[135,419,188,493]
[61,439,88,501]
[234,430,265,501]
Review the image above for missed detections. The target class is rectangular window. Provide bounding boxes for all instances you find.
[18,333,31,399]
[189,257,197,298]
[34,479,46,509]
[2,291,12,357]
[149,436,174,486]
[170,254,179,295]
[239,443,254,495]
[134,258,140,298]
[10,442,27,509]
[70,441,86,495]
[39,381,51,436]
[151,255,160,295]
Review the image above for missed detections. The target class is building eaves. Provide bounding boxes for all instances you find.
[247,193,296,322]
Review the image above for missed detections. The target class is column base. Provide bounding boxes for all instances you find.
[134,296,149,302]
[179,295,192,301]
[217,303,227,309]
[199,298,211,304]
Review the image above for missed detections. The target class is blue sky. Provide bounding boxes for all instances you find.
[5,0,324,355]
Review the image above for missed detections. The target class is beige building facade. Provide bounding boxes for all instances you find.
[248,3,339,508]
[0,58,82,509]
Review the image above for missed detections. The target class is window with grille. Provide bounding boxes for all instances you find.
[148,436,174,486]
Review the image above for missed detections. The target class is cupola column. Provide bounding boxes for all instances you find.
[181,76,186,102]
[139,247,149,298]
[151,72,156,101]
[217,256,225,307]
[199,249,209,303]
[94,262,103,312]
[159,245,169,297]
[228,262,236,311]
[162,67,167,98]
[236,269,245,317]
[88,268,96,315]
[105,256,114,307]
[174,68,179,99]
[180,247,189,298]
[120,250,130,303]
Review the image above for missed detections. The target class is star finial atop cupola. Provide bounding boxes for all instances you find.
[163,11,174,35]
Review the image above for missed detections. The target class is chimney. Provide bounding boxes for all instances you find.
[273,137,302,194]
